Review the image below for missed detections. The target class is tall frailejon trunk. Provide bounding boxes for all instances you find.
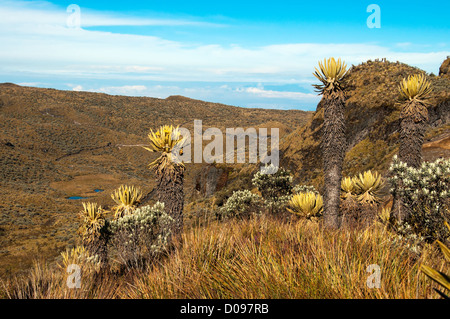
[156,165,185,237]
[322,93,347,229]
[393,108,427,223]
[398,115,426,168]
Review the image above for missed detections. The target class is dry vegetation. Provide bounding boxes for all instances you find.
[0,84,311,276]
[1,215,448,299]
[280,59,450,189]
[0,58,449,299]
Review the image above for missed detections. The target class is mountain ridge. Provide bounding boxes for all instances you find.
[1,58,449,276]
[0,83,311,275]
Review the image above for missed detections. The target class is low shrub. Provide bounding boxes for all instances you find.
[388,156,450,242]
[108,202,173,268]
[252,165,293,214]
[218,190,262,219]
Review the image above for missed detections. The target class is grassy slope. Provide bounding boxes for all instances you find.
[1,59,449,295]
[0,84,311,276]
[1,215,447,299]
[280,60,450,190]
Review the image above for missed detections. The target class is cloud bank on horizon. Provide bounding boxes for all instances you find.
[0,0,448,110]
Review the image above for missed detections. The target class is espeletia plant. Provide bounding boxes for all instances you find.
[287,191,323,221]
[143,125,187,236]
[77,202,110,266]
[339,170,387,228]
[110,185,143,219]
[313,57,349,229]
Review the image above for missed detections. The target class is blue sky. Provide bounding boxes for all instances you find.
[0,0,448,110]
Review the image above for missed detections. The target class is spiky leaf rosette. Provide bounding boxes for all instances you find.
[78,202,106,243]
[341,176,357,200]
[353,170,385,205]
[313,57,348,95]
[287,191,323,220]
[398,74,432,122]
[143,125,187,175]
[111,185,143,219]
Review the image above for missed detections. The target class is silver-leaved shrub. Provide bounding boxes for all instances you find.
[109,202,173,268]
[388,155,450,242]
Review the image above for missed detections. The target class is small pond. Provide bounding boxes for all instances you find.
[67,196,88,200]
[67,189,104,200]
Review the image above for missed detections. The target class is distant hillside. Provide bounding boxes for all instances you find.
[1,58,449,277]
[280,59,450,190]
[0,84,311,276]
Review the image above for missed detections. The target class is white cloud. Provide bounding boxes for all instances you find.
[0,1,447,82]
[0,0,448,109]
[0,0,220,30]
[94,85,148,95]
[17,82,43,87]
[240,87,318,100]
[396,42,412,48]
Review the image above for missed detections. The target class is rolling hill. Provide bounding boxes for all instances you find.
[0,57,449,277]
[0,84,311,276]
[279,59,450,189]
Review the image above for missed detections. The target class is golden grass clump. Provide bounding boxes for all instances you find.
[420,221,450,298]
[58,246,88,270]
[1,216,448,299]
[125,216,448,299]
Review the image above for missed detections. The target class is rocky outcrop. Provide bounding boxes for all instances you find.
[279,59,450,189]
[194,164,229,197]
[439,56,450,77]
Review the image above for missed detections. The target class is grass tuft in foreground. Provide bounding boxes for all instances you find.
[1,215,448,299]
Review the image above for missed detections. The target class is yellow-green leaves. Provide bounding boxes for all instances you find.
[287,191,323,219]
[353,170,385,205]
[398,74,432,122]
[341,176,357,200]
[399,73,432,101]
[143,124,187,171]
[313,57,348,94]
[144,125,185,153]
[78,202,106,243]
[111,185,143,219]
[378,204,392,225]
[340,170,386,205]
